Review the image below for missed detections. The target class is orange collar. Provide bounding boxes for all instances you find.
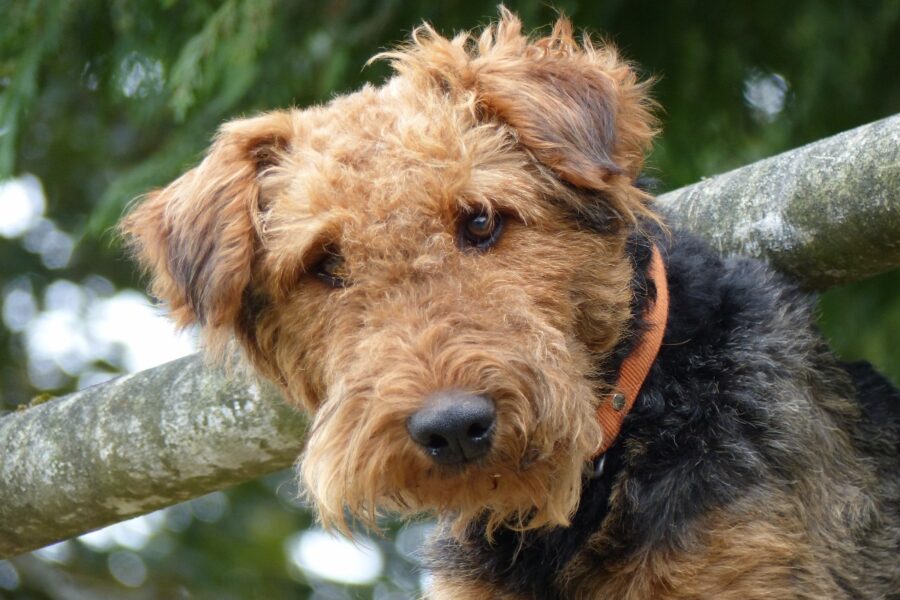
[593,244,669,460]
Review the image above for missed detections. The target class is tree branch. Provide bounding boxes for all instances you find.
[656,114,900,288]
[1,114,898,558]
[0,355,305,558]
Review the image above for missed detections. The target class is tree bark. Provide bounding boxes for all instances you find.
[0,355,306,557]
[656,114,900,288]
[1,114,898,558]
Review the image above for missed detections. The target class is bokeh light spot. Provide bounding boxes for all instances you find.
[108,550,148,588]
[0,174,45,238]
[743,70,789,122]
[286,529,384,586]
[0,560,19,591]
[190,491,229,523]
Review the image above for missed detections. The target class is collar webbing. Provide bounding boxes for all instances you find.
[593,244,669,459]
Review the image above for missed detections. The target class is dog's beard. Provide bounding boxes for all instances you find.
[298,334,603,539]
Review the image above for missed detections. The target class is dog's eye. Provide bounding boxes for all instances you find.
[460,211,503,250]
[315,250,346,288]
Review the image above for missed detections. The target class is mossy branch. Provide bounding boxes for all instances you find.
[0,356,306,558]
[656,114,900,289]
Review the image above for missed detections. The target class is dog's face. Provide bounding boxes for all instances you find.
[122,12,656,534]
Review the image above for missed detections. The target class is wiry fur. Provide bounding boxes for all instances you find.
[121,10,900,599]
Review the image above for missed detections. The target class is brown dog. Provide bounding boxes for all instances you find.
[123,11,900,599]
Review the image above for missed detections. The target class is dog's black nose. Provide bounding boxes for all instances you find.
[407,390,496,465]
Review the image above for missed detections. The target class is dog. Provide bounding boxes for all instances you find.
[121,10,900,599]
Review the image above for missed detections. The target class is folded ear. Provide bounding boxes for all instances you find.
[474,15,654,186]
[121,111,295,345]
[386,10,657,223]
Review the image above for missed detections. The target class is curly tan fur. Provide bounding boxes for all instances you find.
[122,10,648,537]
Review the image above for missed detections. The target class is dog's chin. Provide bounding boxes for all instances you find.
[302,445,589,539]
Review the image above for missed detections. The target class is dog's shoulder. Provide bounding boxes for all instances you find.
[661,226,815,342]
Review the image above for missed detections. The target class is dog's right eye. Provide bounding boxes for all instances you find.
[315,249,346,288]
[460,210,504,251]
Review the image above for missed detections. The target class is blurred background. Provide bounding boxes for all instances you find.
[1,1,898,598]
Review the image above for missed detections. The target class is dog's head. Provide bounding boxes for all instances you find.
[122,10,657,535]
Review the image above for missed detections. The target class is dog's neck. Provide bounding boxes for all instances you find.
[593,243,669,464]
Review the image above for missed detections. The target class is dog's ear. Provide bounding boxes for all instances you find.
[121,111,295,343]
[473,15,655,188]
[386,10,657,223]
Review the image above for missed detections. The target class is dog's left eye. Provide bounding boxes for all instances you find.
[460,211,503,250]
[315,250,346,288]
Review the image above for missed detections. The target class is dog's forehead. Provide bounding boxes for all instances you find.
[269,78,552,234]
[295,78,464,161]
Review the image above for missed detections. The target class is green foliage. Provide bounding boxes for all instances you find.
[0,1,897,598]
[167,0,276,121]
[0,1,70,176]
[819,269,900,381]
